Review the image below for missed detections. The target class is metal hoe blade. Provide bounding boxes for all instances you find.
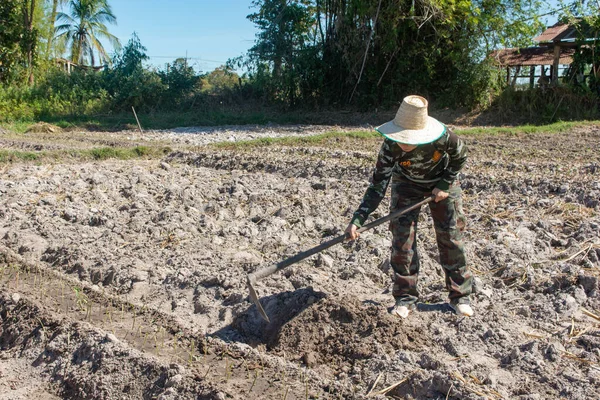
[247,275,270,322]
[246,195,435,323]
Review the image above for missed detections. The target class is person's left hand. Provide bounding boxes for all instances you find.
[432,187,449,203]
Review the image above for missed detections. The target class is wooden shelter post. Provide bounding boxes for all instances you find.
[552,43,561,84]
[529,66,535,88]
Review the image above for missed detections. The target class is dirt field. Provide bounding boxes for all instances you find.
[1,123,599,399]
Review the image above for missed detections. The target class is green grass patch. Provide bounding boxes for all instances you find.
[0,121,36,134]
[211,130,379,149]
[208,120,600,149]
[0,146,172,164]
[81,145,170,161]
[0,150,42,162]
[455,120,599,136]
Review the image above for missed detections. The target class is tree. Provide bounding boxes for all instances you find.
[22,0,38,85]
[159,58,200,102]
[105,33,165,111]
[203,65,240,93]
[246,0,316,105]
[54,0,120,66]
[46,0,68,56]
[243,0,543,108]
[0,0,24,84]
[557,1,600,95]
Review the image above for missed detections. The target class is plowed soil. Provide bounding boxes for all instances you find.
[1,123,599,399]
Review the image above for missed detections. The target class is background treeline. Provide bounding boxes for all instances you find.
[1,0,599,126]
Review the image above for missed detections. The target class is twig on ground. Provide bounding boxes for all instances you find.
[446,383,454,400]
[366,372,382,396]
[367,378,408,397]
[581,307,600,323]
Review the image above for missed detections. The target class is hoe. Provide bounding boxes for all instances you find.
[247,195,435,322]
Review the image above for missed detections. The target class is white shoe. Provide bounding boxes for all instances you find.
[450,303,473,317]
[391,305,411,319]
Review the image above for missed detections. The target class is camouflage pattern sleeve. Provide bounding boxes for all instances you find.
[435,130,468,191]
[350,139,396,227]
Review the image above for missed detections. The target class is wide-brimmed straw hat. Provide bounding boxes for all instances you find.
[376,95,445,145]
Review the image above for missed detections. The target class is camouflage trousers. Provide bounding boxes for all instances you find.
[389,178,472,306]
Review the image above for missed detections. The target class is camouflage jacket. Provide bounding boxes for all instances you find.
[350,128,467,227]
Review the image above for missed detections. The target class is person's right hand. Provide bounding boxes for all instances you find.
[345,223,360,241]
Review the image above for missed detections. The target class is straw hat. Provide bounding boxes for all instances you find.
[376,95,445,145]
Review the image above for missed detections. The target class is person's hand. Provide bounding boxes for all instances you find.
[345,223,360,241]
[432,188,449,203]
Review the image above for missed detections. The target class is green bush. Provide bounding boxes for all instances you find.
[492,86,600,124]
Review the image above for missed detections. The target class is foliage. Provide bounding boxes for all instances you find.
[159,58,200,105]
[103,33,165,111]
[563,1,600,97]
[491,86,599,123]
[0,0,24,84]
[201,66,240,94]
[54,0,121,66]
[45,0,69,58]
[239,0,544,109]
[244,0,316,106]
[1,0,598,125]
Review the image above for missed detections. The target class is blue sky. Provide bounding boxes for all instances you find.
[98,0,259,72]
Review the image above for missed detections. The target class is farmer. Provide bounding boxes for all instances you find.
[345,95,473,319]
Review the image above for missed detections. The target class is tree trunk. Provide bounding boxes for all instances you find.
[46,0,59,55]
[23,0,37,85]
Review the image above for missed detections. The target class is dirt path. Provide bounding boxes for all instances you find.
[1,124,599,399]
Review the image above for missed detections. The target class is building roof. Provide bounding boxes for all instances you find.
[534,22,576,42]
[490,46,575,66]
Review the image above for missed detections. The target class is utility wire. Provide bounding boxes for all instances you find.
[147,56,227,63]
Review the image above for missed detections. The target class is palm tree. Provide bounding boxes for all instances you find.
[54,0,121,66]
[46,0,68,55]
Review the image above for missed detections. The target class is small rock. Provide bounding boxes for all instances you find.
[304,217,315,230]
[215,392,227,400]
[472,277,483,294]
[160,162,171,170]
[555,294,578,316]
[572,286,587,303]
[233,251,262,265]
[578,274,598,296]
[536,199,551,207]
[11,293,21,304]
[508,347,521,362]
[133,270,149,282]
[302,352,317,367]
[157,388,177,400]
[484,374,497,386]
[516,306,531,317]
[317,254,334,269]
[165,374,183,388]
[545,342,564,362]
[105,333,119,343]
[558,184,569,194]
